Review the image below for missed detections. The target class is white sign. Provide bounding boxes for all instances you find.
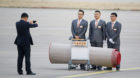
[71,47,89,60]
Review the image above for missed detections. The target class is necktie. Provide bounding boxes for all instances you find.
[95,20,98,28]
[77,20,80,27]
[112,23,114,29]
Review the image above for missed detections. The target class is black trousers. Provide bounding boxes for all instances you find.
[17,45,31,73]
[107,42,120,51]
[90,42,103,47]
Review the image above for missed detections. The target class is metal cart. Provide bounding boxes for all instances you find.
[68,38,90,71]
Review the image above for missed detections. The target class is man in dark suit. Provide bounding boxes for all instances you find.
[71,9,88,70]
[14,13,38,75]
[89,10,106,70]
[105,12,121,71]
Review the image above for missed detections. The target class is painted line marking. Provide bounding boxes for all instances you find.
[59,67,140,78]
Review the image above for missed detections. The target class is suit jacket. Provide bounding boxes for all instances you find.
[106,21,121,45]
[14,20,38,46]
[89,19,106,43]
[71,19,88,39]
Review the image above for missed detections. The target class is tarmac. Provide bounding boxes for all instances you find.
[0,8,140,78]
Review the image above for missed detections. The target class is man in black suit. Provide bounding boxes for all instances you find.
[71,9,88,70]
[14,13,38,75]
[105,12,122,71]
[71,9,88,40]
[89,10,106,70]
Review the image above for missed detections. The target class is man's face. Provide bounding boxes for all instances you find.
[78,12,84,19]
[24,17,28,22]
[94,12,101,19]
[110,15,117,22]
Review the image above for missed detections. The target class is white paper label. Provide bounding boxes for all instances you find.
[71,47,89,60]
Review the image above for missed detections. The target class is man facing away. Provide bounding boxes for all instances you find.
[14,13,38,75]
[71,9,88,70]
[89,10,106,70]
[105,12,122,71]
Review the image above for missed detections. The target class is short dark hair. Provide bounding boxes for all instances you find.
[95,10,101,14]
[111,12,117,17]
[78,9,84,15]
[21,12,28,18]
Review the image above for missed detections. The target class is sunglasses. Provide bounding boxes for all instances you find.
[78,14,83,15]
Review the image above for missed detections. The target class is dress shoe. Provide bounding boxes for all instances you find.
[116,65,120,71]
[18,73,23,75]
[27,72,36,75]
[97,66,102,70]
[91,65,96,70]
[116,67,120,71]
[18,71,23,75]
[80,64,85,70]
[104,67,112,70]
[80,67,85,70]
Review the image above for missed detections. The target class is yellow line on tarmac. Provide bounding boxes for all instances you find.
[120,67,140,71]
[59,67,140,78]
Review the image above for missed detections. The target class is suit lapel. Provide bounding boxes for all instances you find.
[113,21,117,28]
[75,19,78,29]
[110,22,112,30]
[97,20,101,26]
[79,19,83,26]
[93,20,96,29]
[94,19,101,29]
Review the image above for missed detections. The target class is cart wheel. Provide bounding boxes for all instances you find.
[85,65,90,71]
[68,64,72,70]
[68,64,77,70]
[75,64,78,68]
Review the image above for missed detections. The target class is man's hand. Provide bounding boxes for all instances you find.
[29,20,38,24]
[35,21,38,24]
[29,20,34,24]
[109,38,115,44]
[75,36,79,39]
